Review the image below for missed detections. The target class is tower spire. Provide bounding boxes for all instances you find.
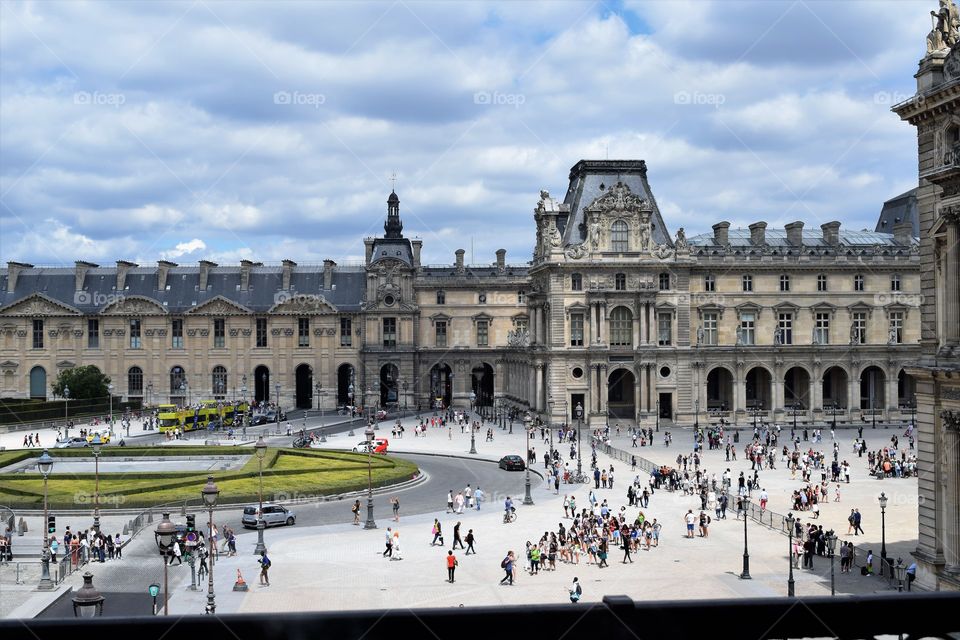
[384,189,403,239]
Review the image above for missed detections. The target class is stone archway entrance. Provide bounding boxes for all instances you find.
[429,363,453,409]
[471,363,494,407]
[607,369,636,420]
[295,364,313,409]
[254,365,270,404]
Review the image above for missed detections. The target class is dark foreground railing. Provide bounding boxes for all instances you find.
[4,593,959,640]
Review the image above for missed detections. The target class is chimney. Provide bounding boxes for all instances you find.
[116,260,137,291]
[748,222,767,246]
[199,260,217,291]
[6,261,33,293]
[712,221,730,246]
[281,259,296,291]
[74,261,98,292]
[411,239,423,269]
[364,238,375,265]
[157,260,176,291]
[893,221,913,245]
[323,259,336,290]
[785,221,804,247]
[821,221,841,247]
[496,248,506,271]
[240,259,253,291]
[455,249,465,272]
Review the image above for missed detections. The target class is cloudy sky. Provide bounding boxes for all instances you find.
[0,1,933,268]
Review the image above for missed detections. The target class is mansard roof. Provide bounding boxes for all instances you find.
[688,228,917,249]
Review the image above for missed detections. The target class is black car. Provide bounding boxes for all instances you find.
[498,455,525,471]
[292,436,311,448]
[250,415,269,426]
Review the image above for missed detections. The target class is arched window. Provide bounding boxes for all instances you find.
[609,307,633,347]
[170,366,186,395]
[212,366,228,397]
[611,220,629,252]
[128,367,143,395]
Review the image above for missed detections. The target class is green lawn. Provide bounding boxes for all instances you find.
[0,447,418,510]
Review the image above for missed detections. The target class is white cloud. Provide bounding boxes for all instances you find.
[160,238,207,261]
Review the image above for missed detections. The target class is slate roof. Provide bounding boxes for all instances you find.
[875,188,919,237]
[687,228,917,248]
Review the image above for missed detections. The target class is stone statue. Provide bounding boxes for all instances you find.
[675,227,688,251]
[565,244,587,260]
[639,213,652,252]
[812,326,819,345]
[774,325,783,346]
[540,189,550,202]
[735,326,743,346]
[696,325,705,345]
[929,0,960,52]
[549,224,563,247]
[849,323,859,344]
[888,327,899,344]
[590,219,601,249]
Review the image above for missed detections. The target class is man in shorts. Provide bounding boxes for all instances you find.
[684,510,696,538]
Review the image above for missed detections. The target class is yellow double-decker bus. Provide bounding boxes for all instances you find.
[157,404,184,433]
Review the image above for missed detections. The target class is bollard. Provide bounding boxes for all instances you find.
[147,510,154,524]
[18,517,26,535]
[123,523,130,535]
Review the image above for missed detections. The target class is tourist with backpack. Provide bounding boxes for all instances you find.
[569,577,582,603]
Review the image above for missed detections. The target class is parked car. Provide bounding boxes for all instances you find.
[498,455,525,471]
[85,430,111,444]
[292,436,311,448]
[250,414,269,426]
[241,504,296,528]
[375,409,387,420]
[352,438,389,454]
[55,437,89,449]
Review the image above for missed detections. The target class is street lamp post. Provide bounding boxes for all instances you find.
[315,380,322,415]
[402,380,408,414]
[154,513,176,615]
[91,434,102,532]
[523,414,534,505]
[64,386,70,437]
[254,436,267,555]
[879,492,889,577]
[469,391,477,454]
[825,529,837,596]
[275,384,281,427]
[37,450,55,590]
[201,476,220,614]
[785,512,796,597]
[740,495,751,579]
[348,373,355,437]
[363,425,377,529]
[72,572,105,617]
[655,399,660,433]
[894,557,907,592]
[575,402,584,479]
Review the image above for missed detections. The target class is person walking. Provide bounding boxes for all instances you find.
[684,510,696,539]
[569,577,582,603]
[391,530,403,561]
[384,528,393,558]
[431,520,444,546]
[499,552,514,585]
[352,499,361,525]
[621,535,633,563]
[854,509,865,535]
[474,486,484,510]
[170,539,183,566]
[465,529,476,555]
[391,497,400,522]
[452,522,464,550]
[258,550,271,586]
[446,550,458,583]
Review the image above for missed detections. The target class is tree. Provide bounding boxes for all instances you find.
[52,366,111,401]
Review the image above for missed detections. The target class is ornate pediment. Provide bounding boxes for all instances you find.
[56,360,76,369]
[0,293,81,317]
[584,181,649,213]
[188,296,252,316]
[101,295,168,316]
[0,360,18,373]
[269,294,337,315]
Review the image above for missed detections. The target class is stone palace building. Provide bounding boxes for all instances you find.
[892,0,960,592]
[0,160,921,431]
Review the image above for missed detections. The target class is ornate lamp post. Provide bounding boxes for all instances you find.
[254,436,268,555]
[37,450,55,590]
[785,512,796,597]
[275,384,281,425]
[740,495,751,579]
[154,513,176,615]
[825,529,837,596]
[147,383,154,429]
[64,386,70,437]
[91,434,102,532]
[201,476,219,614]
[894,557,907,592]
[315,380,322,414]
[523,413,534,505]
[148,583,160,615]
[72,572,104,617]
[402,380,408,413]
[879,492,889,576]
[575,402,584,479]
[363,425,377,529]
[348,371,355,437]
[469,391,477,454]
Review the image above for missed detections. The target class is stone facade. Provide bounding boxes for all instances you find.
[892,0,960,592]
[0,162,920,435]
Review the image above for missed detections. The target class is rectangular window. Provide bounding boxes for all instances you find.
[171,318,183,349]
[659,273,670,291]
[891,274,902,291]
[514,318,528,334]
[742,275,753,292]
[777,313,793,345]
[570,314,584,347]
[702,313,718,345]
[517,291,525,304]
[779,275,790,292]
[298,317,310,347]
[739,313,755,345]
[815,312,830,345]
[477,320,489,347]
[658,313,672,346]
[611,221,629,252]
[340,317,352,347]
[383,317,397,347]
[704,275,716,292]
[615,273,626,291]
[436,290,445,305]
[87,319,99,349]
[609,310,632,347]
[213,318,225,348]
[854,274,865,292]
[129,318,141,349]
[32,319,43,349]
[817,274,828,292]
[435,320,447,347]
[889,311,903,344]
[256,318,268,348]
[571,274,582,291]
[852,312,867,345]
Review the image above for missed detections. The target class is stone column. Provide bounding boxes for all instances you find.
[946,218,960,346]
[812,375,824,414]
[634,372,642,422]
[638,366,647,413]
[585,305,593,345]
[943,412,960,571]
[599,365,608,416]
[535,363,544,412]
[734,367,746,415]
[648,303,655,346]
[632,312,640,348]
[599,303,607,344]
[773,377,785,414]
[886,372,899,415]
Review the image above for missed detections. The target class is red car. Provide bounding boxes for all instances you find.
[353,438,389,454]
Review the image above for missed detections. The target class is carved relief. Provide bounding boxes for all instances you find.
[0,294,81,317]
[229,329,240,337]
[941,409,960,431]
[101,296,168,316]
[187,329,198,337]
[199,329,209,337]
[188,297,252,316]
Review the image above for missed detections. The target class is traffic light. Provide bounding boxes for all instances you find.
[47,515,56,534]
[186,514,195,533]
